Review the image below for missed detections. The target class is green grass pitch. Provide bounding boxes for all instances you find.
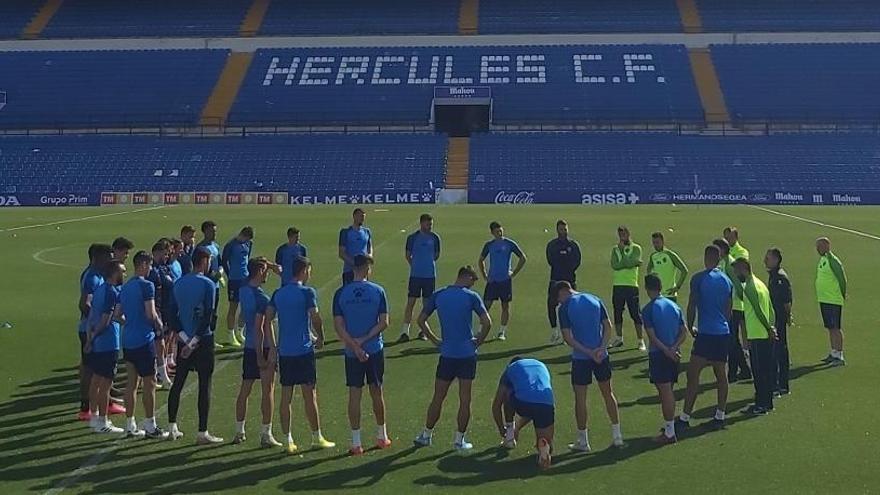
[0,204,877,494]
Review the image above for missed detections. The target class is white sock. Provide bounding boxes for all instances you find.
[197,430,209,439]
[312,429,322,441]
[500,325,508,334]
[235,420,245,435]
[286,432,294,444]
[158,363,169,381]
[261,423,272,435]
[422,427,433,438]
[504,422,515,441]
[838,351,845,360]
[351,429,362,447]
[377,424,388,441]
[611,423,622,440]
[454,431,466,444]
[832,349,842,359]
[715,409,726,421]
[126,416,137,430]
[401,323,411,336]
[678,413,691,422]
[577,429,589,445]
[229,329,237,340]
[664,421,676,438]
[169,422,179,432]
[144,417,157,431]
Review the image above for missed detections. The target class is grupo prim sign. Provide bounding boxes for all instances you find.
[0,193,97,207]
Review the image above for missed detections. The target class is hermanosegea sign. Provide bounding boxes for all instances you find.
[1,190,877,207]
[470,190,880,205]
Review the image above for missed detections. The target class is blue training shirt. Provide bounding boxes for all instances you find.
[222,239,252,281]
[332,280,388,357]
[239,284,270,349]
[502,358,554,406]
[338,226,372,274]
[195,240,221,275]
[120,276,156,349]
[79,266,104,333]
[406,231,441,279]
[275,242,308,286]
[422,285,487,358]
[173,273,216,339]
[168,260,183,281]
[480,238,523,282]
[271,282,318,357]
[689,268,733,335]
[559,292,609,360]
[179,244,194,275]
[147,264,174,322]
[641,296,684,353]
[87,282,121,353]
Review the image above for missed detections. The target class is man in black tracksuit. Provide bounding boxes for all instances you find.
[765,247,793,395]
[546,220,581,344]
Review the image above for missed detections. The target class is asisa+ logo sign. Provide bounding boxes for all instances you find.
[581,192,640,205]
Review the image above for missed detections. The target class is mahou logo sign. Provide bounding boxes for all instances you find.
[494,191,535,204]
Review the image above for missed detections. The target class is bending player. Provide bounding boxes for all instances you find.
[491,357,555,470]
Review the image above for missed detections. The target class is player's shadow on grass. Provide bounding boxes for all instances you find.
[277,446,444,491]
[475,343,558,363]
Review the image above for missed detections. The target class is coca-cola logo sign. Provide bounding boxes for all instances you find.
[494,191,535,204]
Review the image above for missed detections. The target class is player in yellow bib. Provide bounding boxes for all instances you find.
[733,259,778,415]
[723,227,750,263]
[608,226,645,351]
[815,237,847,366]
[712,238,752,382]
[647,232,689,303]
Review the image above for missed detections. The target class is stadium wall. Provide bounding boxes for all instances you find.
[469,190,880,206]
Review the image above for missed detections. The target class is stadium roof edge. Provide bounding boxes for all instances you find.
[2,32,880,52]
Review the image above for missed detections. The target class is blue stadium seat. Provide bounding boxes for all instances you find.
[0,0,40,39]
[0,50,229,127]
[260,0,458,36]
[231,45,703,126]
[0,133,446,195]
[698,0,880,32]
[712,43,880,122]
[479,0,681,34]
[469,132,880,197]
[43,0,251,38]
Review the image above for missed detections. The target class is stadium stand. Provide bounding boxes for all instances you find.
[0,0,40,39]
[0,133,446,194]
[0,49,229,127]
[230,45,703,126]
[478,0,682,34]
[41,0,251,38]
[711,43,880,122]
[469,132,880,197]
[697,0,880,32]
[259,0,459,36]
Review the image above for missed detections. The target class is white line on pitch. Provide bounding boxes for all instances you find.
[748,205,880,241]
[0,206,169,233]
[32,246,80,268]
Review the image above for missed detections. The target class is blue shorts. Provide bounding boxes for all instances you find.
[123,343,157,378]
[228,279,244,303]
[820,303,843,330]
[279,353,317,386]
[88,350,119,379]
[242,347,272,380]
[408,277,436,299]
[693,333,730,363]
[648,352,680,384]
[436,356,477,381]
[571,357,612,386]
[345,350,385,388]
[511,395,555,429]
[484,279,513,302]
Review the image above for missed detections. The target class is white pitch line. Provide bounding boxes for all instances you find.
[748,205,880,241]
[32,246,80,269]
[0,206,169,233]
[45,211,427,494]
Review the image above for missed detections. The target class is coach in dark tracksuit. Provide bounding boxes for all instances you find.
[546,220,581,342]
[765,248,793,395]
